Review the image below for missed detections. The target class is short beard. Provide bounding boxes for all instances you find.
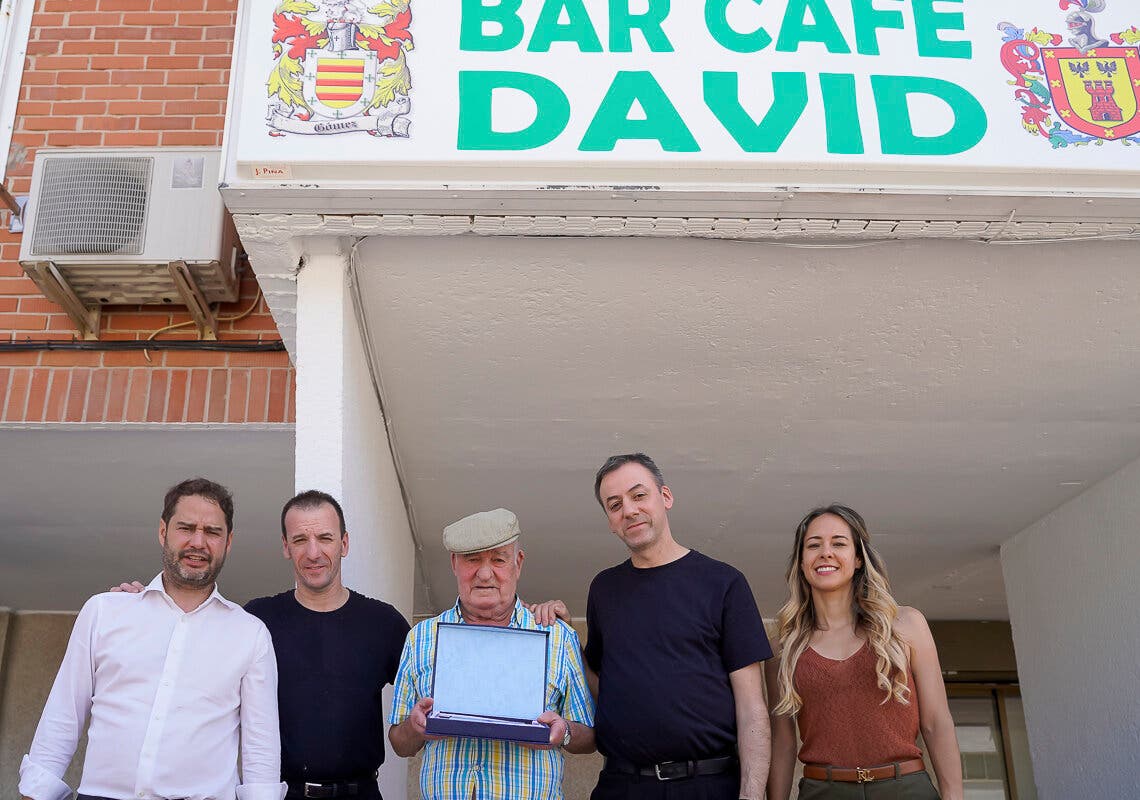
[161,542,225,590]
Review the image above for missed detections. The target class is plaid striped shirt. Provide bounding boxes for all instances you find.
[389,598,595,800]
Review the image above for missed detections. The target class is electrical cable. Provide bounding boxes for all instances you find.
[142,288,266,363]
[0,339,285,352]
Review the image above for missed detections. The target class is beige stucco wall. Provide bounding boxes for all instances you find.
[1001,453,1140,800]
[0,612,87,800]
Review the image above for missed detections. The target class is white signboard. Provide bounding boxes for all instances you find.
[225,0,1140,190]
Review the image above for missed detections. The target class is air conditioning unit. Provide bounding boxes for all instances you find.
[19,147,239,339]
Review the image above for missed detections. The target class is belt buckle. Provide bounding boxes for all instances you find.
[653,761,691,781]
[303,783,327,798]
[856,767,875,784]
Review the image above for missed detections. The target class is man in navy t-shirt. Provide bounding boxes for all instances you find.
[581,454,773,800]
[245,491,410,800]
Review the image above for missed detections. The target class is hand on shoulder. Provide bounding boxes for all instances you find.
[527,600,571,627]
[108,580,145,594]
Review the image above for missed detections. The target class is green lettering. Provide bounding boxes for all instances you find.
[851,0,904,56]
[705,0,771,53]
[580,71,698,152]
[819,73,863,154]
[528,0,603,52]
[872,75,986,155]
[460,0,525,52]
[912,0,971,59]
[704,72,807,153]
[609,0,673,52]
[776,0,851,54]
[457,71,570,150]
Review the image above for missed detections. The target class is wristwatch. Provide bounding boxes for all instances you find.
[560,723,572,749]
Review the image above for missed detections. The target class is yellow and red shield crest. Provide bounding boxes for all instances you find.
[1042,46,1140,139]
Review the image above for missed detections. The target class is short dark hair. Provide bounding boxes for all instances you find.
[280,490,347,539]
[594,453,666,505]
[162,478,235,532]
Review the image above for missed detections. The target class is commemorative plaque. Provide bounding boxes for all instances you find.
[424,623,550,744]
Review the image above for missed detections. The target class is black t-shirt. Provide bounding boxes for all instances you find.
[584,550,772,765]
[244,590,410,783]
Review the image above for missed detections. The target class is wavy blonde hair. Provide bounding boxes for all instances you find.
[772,504,911,717]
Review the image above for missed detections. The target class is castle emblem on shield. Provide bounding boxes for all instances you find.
[267,0,412,137]
[998,0,1140,147]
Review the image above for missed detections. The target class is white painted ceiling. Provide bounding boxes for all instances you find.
[353,234,1140,622]
[0,425,295,611]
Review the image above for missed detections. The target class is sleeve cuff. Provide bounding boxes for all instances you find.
[18,756,73,800]
[236,781,287,800]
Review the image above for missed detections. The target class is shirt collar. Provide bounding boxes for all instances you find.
[144,572,238,613]
[449,595,527,627]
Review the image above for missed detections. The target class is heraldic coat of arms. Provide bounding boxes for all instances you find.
[999,0,1140,147]
[267,0,412,137]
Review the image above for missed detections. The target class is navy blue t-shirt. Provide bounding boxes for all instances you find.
[244,590,410,783]
[584,550,772,765]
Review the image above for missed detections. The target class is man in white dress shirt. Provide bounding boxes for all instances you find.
[18,477,286,800]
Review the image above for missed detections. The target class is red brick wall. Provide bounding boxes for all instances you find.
[0,0,294,424]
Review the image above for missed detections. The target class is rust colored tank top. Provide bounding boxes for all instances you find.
[794,640,922,767]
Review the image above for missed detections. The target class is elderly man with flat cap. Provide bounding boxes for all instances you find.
[388,508,595,800]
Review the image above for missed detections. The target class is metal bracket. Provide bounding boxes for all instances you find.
[167,260,219,340]
[1,188,27,233]
[23,261,101,340]
[9,195,27,233]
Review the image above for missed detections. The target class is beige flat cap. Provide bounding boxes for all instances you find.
[443,508,521,554]
[442,510,522,553]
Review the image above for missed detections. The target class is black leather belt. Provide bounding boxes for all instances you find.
[285,776,373,799]
[604,754,738,781]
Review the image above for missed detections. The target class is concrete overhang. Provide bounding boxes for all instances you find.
[233,220,1140,621]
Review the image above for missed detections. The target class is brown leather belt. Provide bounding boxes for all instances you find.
[803,758,926,783]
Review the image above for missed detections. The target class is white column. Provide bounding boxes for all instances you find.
[294,236,416,800]
[1000,455,1140,800]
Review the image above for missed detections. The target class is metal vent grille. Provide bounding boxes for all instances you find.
[31,156,153,256]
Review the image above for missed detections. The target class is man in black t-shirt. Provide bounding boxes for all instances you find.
[113,489,410,799]
[244,490,410,800]
[540,453,772,800]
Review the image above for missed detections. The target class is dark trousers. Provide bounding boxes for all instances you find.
[591,768,741,800]
[798,771,941,800]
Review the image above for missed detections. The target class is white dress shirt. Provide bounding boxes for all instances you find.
[19,574,286,800]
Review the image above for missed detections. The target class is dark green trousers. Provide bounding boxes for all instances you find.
[798,770,941,800]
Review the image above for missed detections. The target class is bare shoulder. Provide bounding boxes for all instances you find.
[896,605,926,626]
[894,606,933,645]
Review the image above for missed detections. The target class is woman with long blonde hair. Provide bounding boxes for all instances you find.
[765,505,963,800]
